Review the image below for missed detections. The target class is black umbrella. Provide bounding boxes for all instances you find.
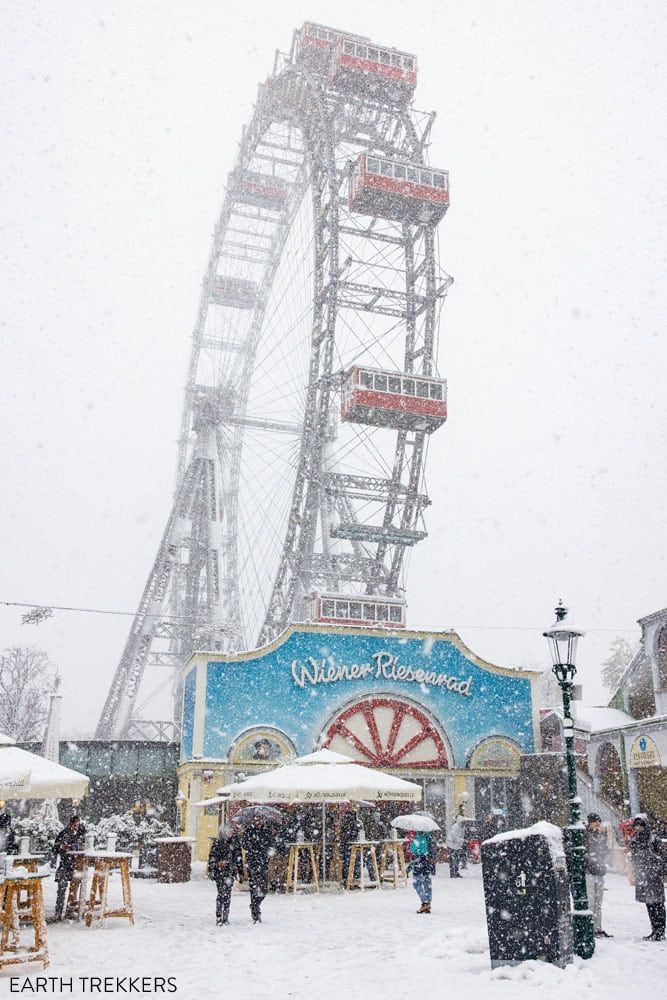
[233,805,284,826]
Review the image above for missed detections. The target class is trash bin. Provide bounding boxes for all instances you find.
[155,837,195,883]
[481,820,573,969]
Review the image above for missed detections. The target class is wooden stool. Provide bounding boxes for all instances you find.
[346,842,380,890]
[7,859,45,924]
[286,843,319,893]
[379,840,408,888]
[83,853,134,928]
[0,873,49,971]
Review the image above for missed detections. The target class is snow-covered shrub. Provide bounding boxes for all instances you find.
[88,811,174,850]
[14,811,62,853]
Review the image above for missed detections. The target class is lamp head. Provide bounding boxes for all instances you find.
[543,600,585,682]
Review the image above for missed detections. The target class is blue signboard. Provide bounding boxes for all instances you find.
[182,627,536,768]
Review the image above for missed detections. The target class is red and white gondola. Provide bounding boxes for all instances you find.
[234,171,289,211]
[341,366,447,433]
[294,22,370,70]
[349,153,449,225]
[307,592,406,628]
[330,37,417,104]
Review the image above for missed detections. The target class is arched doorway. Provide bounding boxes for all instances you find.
[321,695,450,769]
[657,626,667,690]
[595,741,624,809]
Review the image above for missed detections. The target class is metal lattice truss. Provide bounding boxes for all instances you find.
[96,38,452,740]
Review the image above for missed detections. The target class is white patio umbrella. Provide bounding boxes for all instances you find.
[0,732,31,800]
[217,748,422,803]
[0,745,89,800]
[216,748,421,882]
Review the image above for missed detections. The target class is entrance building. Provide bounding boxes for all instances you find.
[178,624,541,858]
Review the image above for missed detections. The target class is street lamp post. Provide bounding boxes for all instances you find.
[174,790,186,833]
[543,601,595,960]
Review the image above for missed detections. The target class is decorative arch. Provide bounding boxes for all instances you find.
[594,741,624,809]
[320,693,451,768]
[467,736,522,771]
[228,726,296,766]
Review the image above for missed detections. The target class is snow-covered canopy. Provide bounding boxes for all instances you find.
[0,732,16,746]
[0,745,89,800]
[216,748,421,803]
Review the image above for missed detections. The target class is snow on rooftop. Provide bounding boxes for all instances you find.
[572,705,635,732]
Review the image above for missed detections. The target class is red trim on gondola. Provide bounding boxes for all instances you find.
[335,53,416,86]
[342,388,446,419]
[315,614,406,629]
[239,181,287,201]
[360,170,449,206]
[300,36,331,52]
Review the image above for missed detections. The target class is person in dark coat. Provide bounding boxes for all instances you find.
[51,815,86,920]
[208,822,243,925]
[628,815,666,941]
[339,807,362,886]
[446,816,466,878]
[585,812,612,937]
[241,815,273,923]
[0,812,19,855]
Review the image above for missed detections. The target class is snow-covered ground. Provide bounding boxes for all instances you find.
[4,865,666,999]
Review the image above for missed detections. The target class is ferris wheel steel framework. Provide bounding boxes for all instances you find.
[96,38,452,741]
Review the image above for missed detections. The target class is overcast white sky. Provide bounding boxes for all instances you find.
[1,1,665,736]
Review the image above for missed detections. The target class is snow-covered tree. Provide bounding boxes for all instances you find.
[601,636,636,691]
[0,646,56,740]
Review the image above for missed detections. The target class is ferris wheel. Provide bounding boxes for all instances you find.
[96,22,452,740]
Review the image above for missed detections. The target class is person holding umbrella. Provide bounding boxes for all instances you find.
[208,821,243,926]
[391,813,440,914]
[238,807,277,924]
